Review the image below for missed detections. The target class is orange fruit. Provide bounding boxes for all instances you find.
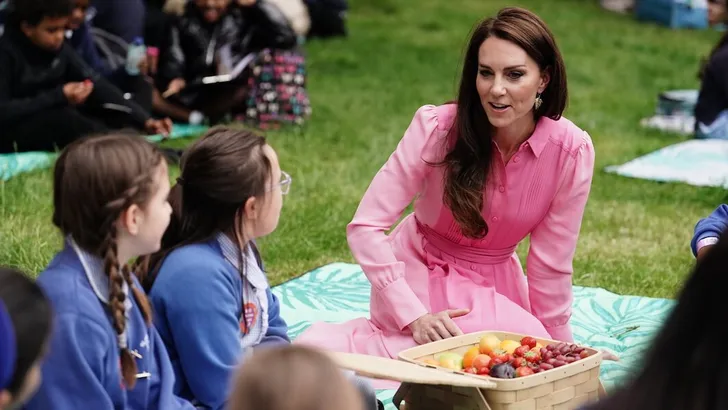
[462,346,481,369]
[479,334,501,354]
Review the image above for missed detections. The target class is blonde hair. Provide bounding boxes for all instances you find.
[227,345,364,410]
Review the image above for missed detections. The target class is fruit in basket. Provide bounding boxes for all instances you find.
[523,350,541,363]
[462,346,481,368]
[463,367,477,374]
[489,363,516,379]
[515,366,535,377]
[499,339,521,355]
[520,336,538,349]
[437,352,464,370]
[513,345,530,358]
[471,354,491,373]
[478,334,501,354]
[512,357,527,368]
[488,349,510,364]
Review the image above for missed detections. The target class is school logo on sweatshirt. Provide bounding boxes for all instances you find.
[239,303,258,334]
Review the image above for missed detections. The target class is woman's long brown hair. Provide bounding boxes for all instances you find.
[52,133,164,388]
[436,7,567,238]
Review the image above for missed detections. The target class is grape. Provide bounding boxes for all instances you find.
[564,357,576,363]
[573,347,585,354]
[546,358,557,365]
[556,343,566,350]
[543,351,553,360]
[559,346,571,355]
[533,367,542,373]
[552,360,566,367]
[540,347,548,356]
[539,362,554,370]
[555,355,567,362]
[579,350,590,359]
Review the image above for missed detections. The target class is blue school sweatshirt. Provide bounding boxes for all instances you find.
[691,204,728,256]
[148,234,289,410]
[23,239,194,410]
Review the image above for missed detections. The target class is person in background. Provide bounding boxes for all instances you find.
[0,267,53,410]
[694,23,728,140]
[0,0,171,153]
[226,345,365,410]
[154,0,297,125]
[691,204,727,260]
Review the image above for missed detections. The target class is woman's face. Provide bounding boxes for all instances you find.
[475,36,549,131]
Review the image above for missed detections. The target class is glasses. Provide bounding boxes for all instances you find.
[278,170,291,195]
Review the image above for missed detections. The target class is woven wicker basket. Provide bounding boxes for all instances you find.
[393,331,606,410]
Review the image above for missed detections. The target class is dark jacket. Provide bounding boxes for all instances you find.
[158,1,296,88]
[0,23,149,128]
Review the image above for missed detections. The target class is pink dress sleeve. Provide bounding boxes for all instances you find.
[526,132,596,342]
[346,105,444,330]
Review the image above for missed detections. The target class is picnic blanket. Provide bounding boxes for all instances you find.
[0,124,208,182]
[274,262,674,409]
[604,138,728,188]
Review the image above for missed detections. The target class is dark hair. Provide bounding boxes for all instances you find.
[699,32,728,79]
[437,7,567,238]
[52,133,165,388]
[0,267,52,396]
[585,231,728,410]
[142,127,272,291]
[8,0,73,26]
[227,345,362,410]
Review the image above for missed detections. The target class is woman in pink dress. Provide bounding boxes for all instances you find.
[297,7,595,368]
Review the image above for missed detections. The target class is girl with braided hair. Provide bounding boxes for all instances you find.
[24,133,195,410]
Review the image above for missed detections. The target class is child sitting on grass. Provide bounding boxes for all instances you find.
[0,0,171,153]
[141,127,381,410]
[0,267,53,410]
[227,345,364,410]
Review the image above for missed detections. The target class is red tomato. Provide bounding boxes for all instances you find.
[516,366,535,377]
[477,366,490,376]
[523,350,541,364]
[513,345,530,358]
[521,337,538,349]
[463,367,477,374]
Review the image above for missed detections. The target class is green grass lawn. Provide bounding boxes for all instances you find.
[1,0,726,299]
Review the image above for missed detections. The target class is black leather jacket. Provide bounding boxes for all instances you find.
[158,1,296,88]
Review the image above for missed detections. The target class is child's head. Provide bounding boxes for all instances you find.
[193,0,231,24]
[227,346,364,410]
[9,0,73,51]
[145,127,288,285]
[52,133,171,388]
[68,0,88,30]
[586,230,728,410]
[0,267,53,410]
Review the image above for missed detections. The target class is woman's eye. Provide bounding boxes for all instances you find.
[508,71,524,79]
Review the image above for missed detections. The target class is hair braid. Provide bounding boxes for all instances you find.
[101,220,138,388]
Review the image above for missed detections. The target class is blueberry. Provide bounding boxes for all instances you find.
[489,363,516,379]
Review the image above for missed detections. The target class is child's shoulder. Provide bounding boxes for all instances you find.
[36,251,108,322]
[153,241,238,290]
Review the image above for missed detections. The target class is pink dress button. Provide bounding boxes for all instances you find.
[492,216,499,222]
[499,186,505,193]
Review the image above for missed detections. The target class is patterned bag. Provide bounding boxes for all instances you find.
[239,47,312,130]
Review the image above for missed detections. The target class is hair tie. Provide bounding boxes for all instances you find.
[176,177,185,186]
[0,300,16,390]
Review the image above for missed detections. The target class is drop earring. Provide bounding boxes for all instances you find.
[534,92,543,110]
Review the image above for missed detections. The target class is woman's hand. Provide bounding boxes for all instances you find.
[408,309,470,345]
[163,78,186,98]
[145,118,173,137]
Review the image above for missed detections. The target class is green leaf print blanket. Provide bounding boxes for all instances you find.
[273,263,674,409]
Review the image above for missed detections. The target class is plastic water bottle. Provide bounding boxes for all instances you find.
[125,37,146,76]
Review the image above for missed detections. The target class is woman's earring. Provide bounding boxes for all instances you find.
[534,93,543,110]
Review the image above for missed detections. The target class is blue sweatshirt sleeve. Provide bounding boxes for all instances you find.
[152,263,241,410]
[691,204,728,256]
[260,290,290,347]
[23,313,122,410]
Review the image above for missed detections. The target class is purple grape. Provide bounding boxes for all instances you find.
[553,360,566,367]
[539,362,554,370]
